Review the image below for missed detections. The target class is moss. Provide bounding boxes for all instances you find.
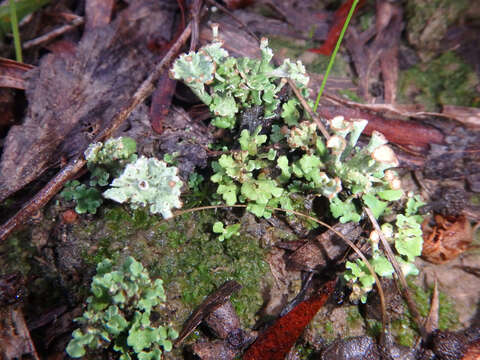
[405,0,469,60]
[391,318,416,347]
[73,204,270,331]
[410,282,460,331]
[346,305,363,329]
[150,210,269,328]
[304,52,352,78]
[0,231,37,275]
[390,281,460,347]
[398,52,480,111]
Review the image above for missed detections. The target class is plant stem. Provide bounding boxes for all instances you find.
[313,0,359,112]
[9,0,23,63]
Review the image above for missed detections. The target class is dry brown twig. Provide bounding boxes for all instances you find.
[365,207,426,339]
[23,16,85,49]
[0,22,193,242]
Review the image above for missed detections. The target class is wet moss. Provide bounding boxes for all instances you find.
[405,0,469,60]
[71,205,270,330]
[398,51,480,111]
[0,231,36,275]
[391,281,460,347]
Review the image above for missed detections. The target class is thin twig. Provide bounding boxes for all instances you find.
[203,0,260,42]
[0,22,193,242]
[95,21,192,142]
[287,79,330,140]
[23,16,84,49]
[365,206,426,339]
[173,203,387,339]
[189,0,202,51]
[0,159,85,241]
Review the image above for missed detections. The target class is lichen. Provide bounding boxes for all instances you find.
[103,157,183,219]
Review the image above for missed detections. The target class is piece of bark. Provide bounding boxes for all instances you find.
[158,107,212,176]
[204,301,241,340]
[0,58,34,90]
[193,340,238,360]
[176,280,242,345]
[0,1,175,202]
[286,222,362,272]
[0,306,40,360]
[320,336,380,360]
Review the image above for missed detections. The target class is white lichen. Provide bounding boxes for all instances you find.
[103,157,183,219]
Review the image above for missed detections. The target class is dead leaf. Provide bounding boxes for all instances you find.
[422,214,473,264]
[0,58,34,90]
[0,1,175,202]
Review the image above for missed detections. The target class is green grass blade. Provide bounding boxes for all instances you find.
[9,0,22,62]
[313,0,359,112]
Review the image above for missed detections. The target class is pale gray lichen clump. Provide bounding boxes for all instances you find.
[170,24,310,129]
[103,157,183,219]
[85,137,137,165]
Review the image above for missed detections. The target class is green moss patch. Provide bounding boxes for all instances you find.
[399,51,480,111]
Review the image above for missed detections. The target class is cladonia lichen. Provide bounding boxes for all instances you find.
[103,157,183,219]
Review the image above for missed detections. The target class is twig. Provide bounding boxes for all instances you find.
[287,79,330,140]
[365,206,426,339]
[0,159,85,241]
[22,16,84,49]
[173,203,387,340]
[96,21,192,142]
[0,22,193,242]
[189,0,202,51]
[203,0,260,42]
